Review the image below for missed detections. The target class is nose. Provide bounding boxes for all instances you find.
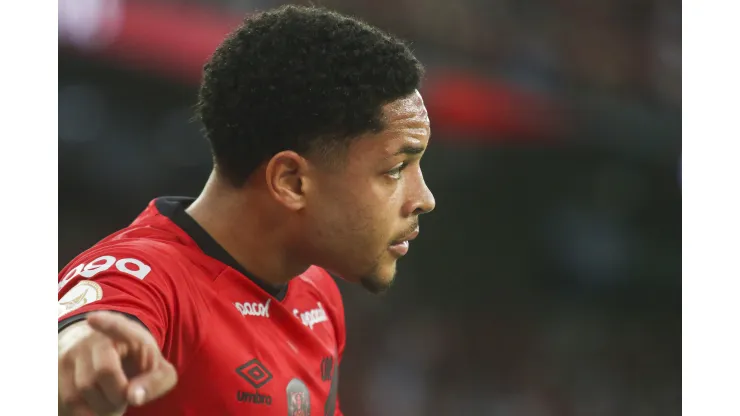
[408,173,436,216]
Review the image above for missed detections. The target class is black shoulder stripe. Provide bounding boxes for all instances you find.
[58,311,146,333]
[324,359,340,415]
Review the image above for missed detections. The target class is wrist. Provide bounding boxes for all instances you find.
[58,320,93,356]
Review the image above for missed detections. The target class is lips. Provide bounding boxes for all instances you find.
[389,228,419,256]
[404,229,420,242]
[391,228,419,246]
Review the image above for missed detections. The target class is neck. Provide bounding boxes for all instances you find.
[185,171,308,288]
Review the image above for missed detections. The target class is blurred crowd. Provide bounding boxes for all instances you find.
[152,0,681,108]
[339,296,680,416]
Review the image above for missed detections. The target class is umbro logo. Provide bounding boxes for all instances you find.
[236,359,273,388]
[236,359,273,406]
[236,390,272,405]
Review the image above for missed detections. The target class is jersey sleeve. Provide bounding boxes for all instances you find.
[57,244,177,350]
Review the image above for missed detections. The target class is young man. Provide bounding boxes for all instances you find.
[57,5,435,416]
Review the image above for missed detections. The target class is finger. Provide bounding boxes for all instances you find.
[67,404,96,416]
[81,388,116,416]
[91,341,129,407]
[57,355,82,408]
[87,312,151,346]
[75,352,119,415]
[127,360,178,406]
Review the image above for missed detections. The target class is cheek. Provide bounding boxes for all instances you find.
[354,184,398,233]
[313,178,400,249]
[329,207,384,260]
[311,190,367,241]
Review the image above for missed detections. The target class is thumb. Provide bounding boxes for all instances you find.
[126,360,178,406]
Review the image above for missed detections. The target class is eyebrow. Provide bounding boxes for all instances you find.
[394,144,426,157]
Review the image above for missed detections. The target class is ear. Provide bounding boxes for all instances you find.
[264,150,310,210]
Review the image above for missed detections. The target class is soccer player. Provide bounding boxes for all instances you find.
[57,5,435,416]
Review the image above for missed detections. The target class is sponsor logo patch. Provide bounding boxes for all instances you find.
[286,378,311,416]
[58,281,103,318]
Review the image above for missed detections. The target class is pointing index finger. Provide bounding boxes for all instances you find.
[86,311,153,347]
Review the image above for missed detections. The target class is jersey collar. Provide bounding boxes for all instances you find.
[154,197,288,301]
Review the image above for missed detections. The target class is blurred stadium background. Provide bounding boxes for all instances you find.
[58,0,681,415]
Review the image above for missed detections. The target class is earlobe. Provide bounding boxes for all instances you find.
[265,151,308,210]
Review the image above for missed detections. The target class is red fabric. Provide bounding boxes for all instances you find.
[58,200,345,415]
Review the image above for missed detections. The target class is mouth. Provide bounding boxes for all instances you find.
[389,228,419,257]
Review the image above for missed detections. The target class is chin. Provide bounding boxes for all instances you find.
[358,262,397,295]
[359,275,394,295]
[328,253,398,294]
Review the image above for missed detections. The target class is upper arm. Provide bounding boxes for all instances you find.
[57,248,176,350]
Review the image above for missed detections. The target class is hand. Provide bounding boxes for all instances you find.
[58,311,178,416]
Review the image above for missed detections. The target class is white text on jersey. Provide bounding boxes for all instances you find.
[293,302,329,329]
[234,299,271,318]
[59,255,152,292]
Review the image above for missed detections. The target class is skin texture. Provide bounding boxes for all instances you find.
[296,90,436,293]
[186,90,436,295]
[58,313,178,416]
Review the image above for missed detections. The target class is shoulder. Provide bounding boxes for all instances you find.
[296,267,348,352]
[294,266,346,329]
[60,238,182,275]
[58,230,197,294]
[296,266,343,305]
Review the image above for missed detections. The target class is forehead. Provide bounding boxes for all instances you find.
[351,91,430,156]
[383,90,429,129]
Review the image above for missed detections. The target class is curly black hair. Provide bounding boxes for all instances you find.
[195,5,424,187]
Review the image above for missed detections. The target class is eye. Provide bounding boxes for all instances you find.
[387,162,408,179]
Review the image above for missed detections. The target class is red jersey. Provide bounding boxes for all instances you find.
[58,197,345,415]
